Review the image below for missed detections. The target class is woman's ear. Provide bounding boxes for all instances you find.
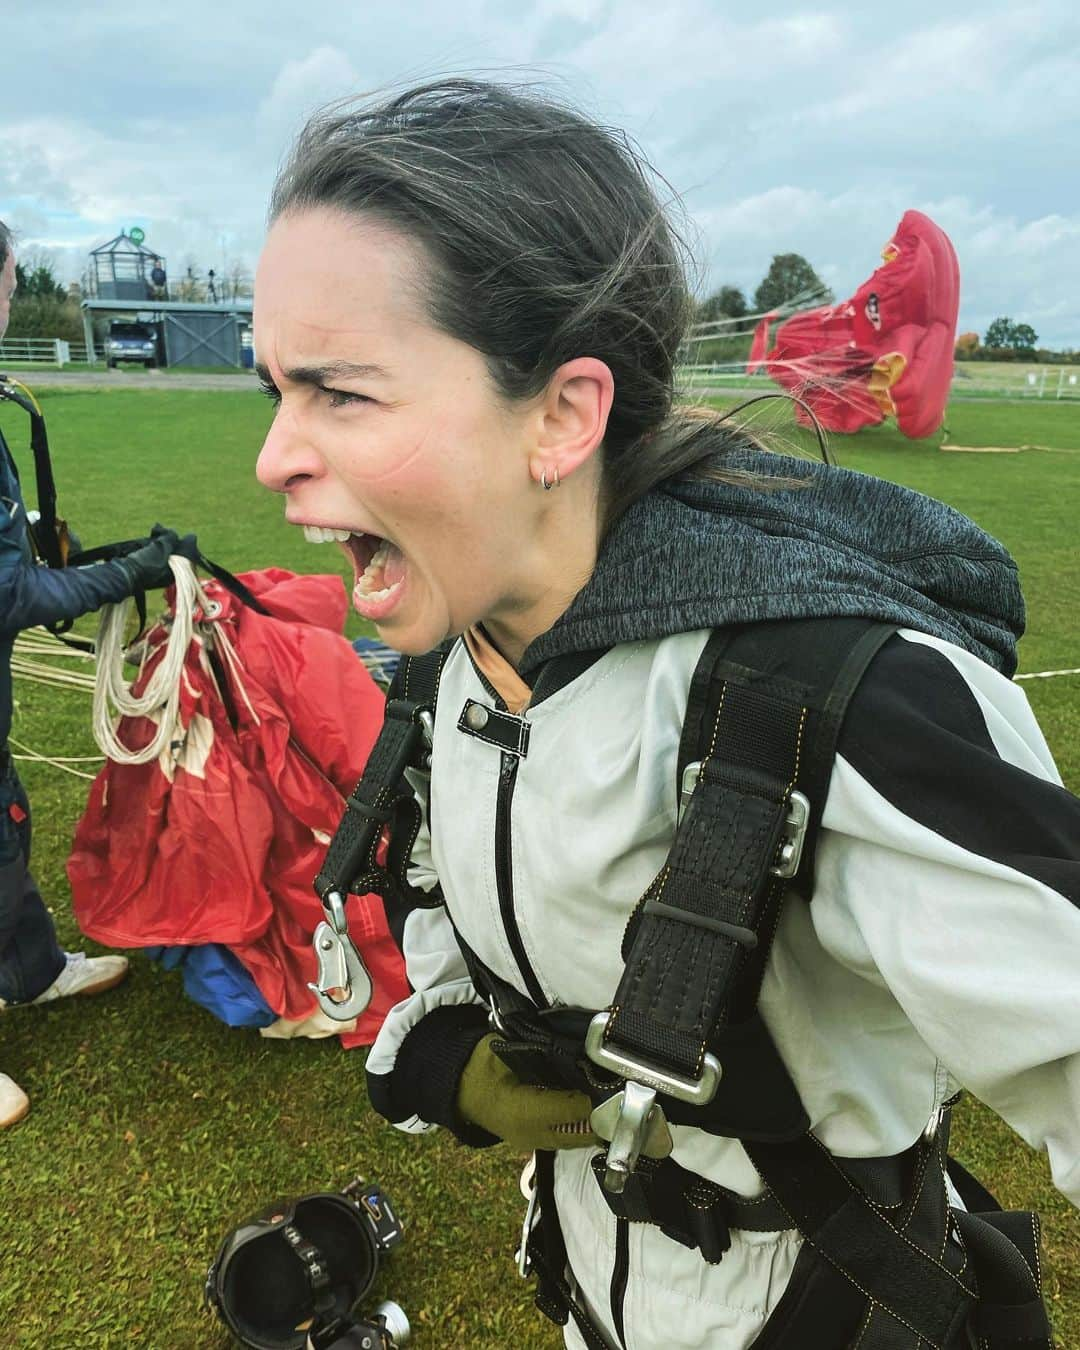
[530,357,614,487]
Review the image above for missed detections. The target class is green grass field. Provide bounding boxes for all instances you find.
[1,388,1078,1348]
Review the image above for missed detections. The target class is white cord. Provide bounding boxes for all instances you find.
[9,656,96,691]
[7,736,101,781]
[91,556,206,765]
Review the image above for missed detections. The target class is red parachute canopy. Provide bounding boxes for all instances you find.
[69,568,406,1048]
[747,210,960,438]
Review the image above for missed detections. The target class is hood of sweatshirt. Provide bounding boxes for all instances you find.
[520,446,1025,679]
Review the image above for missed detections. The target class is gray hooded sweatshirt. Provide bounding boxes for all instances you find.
[522,446,1025,678]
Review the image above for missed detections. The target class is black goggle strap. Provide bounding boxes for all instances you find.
[280,1223,335,1321]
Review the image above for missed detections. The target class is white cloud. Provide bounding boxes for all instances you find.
[692,185,1079,345]
[256,47,363,150]
[0,0,1076,346]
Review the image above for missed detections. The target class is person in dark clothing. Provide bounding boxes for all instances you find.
[0,219,192,1128]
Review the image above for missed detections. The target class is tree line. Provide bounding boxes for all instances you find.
[5,253,1070,367]
[2,253,83,345]
[694,253,832,328]
[955,319,1076,364]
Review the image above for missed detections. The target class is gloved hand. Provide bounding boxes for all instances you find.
[120,524,199,590]
[456,1034,599,1152]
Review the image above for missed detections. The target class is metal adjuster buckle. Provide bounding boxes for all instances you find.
[681,764,810,881]
[585,1013,722,1103]
[308,889,373,1021]
[771,790,810,878]
[585,1012,721,1193]
[678,760,702,826]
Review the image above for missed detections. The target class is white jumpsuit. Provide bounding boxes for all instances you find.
[366,626,1080,1348]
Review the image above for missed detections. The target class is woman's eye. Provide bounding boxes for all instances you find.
[258,379,282,406]
[322,387,369,408]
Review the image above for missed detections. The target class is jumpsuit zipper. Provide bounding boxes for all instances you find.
[460,637,547,1008]
[610,1216,630,1348]
[495,749,548,1010]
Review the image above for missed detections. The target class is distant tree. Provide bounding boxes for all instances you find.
[983,317,1016,350]
[697,285,748,324]
[954,332,980,359]
[753,253,832,313]
[4,295,83,344]
[226,260,253,301]
[175,259,205,302]
[983,317,1039,355]
[13,258,66,301]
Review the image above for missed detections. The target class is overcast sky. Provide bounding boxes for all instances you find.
[2,0,1077,345]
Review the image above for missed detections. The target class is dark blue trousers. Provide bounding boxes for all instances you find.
[0,748,65,1004]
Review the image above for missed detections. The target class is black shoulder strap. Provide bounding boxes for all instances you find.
[676,616,898,901]
[0,381,64,570]
[314,644,451,906]
[603,617,895,1087]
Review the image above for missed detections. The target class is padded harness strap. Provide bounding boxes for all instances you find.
[315,647,449,905]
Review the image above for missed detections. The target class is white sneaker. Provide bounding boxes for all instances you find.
[29,951,129,1004]
[0,1073,30,1128]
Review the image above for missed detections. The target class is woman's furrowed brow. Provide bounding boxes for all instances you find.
[281,359,391,385]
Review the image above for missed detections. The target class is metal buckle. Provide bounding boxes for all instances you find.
[307,889,373,1021]
[590,1082,673,1193]
[417,710,435,769]
[585,1013,721,1103]
[770,791,810,879]
[515,1161,539,1277]
[922,1102,944,1145]
[677,760,701,826]
[585,1013,721,1192]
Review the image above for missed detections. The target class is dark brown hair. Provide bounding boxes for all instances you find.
[270,79,755,531]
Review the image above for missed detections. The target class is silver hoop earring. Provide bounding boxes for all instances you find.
[541,466,560,491]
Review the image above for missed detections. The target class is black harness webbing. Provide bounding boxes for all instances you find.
[314,647,450,906]
[0,382,64,569]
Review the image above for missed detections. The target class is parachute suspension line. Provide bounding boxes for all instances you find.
[719,390,834,466]
[91,556,205,765]
[6,736,101,781]
[205,615,261,727]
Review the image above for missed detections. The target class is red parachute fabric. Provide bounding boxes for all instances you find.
[747,210,960,438]
[68,569,406,1048]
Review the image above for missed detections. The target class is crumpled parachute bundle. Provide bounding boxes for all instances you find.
[747,210,960,438]
[68,568,406,1047]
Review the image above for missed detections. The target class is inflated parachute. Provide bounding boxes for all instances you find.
[747,210,960,438]
[69,566,407,1048]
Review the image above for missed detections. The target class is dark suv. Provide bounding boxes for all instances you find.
[105,321,159,369]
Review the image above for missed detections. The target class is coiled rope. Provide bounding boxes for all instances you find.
[91,555,205,765]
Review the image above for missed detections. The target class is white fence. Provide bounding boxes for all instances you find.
[0,337,88,366]
[1021,367,1080,399]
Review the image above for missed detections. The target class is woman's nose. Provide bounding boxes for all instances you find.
[255,406,322,493]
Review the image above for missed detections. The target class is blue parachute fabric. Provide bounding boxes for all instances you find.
[351,636,401,688]
[146,944,277,1028]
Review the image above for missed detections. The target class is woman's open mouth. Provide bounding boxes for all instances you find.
[302,524,407,621]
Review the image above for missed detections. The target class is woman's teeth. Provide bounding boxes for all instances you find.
[357,541,395,599]
[303,525,352,543]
